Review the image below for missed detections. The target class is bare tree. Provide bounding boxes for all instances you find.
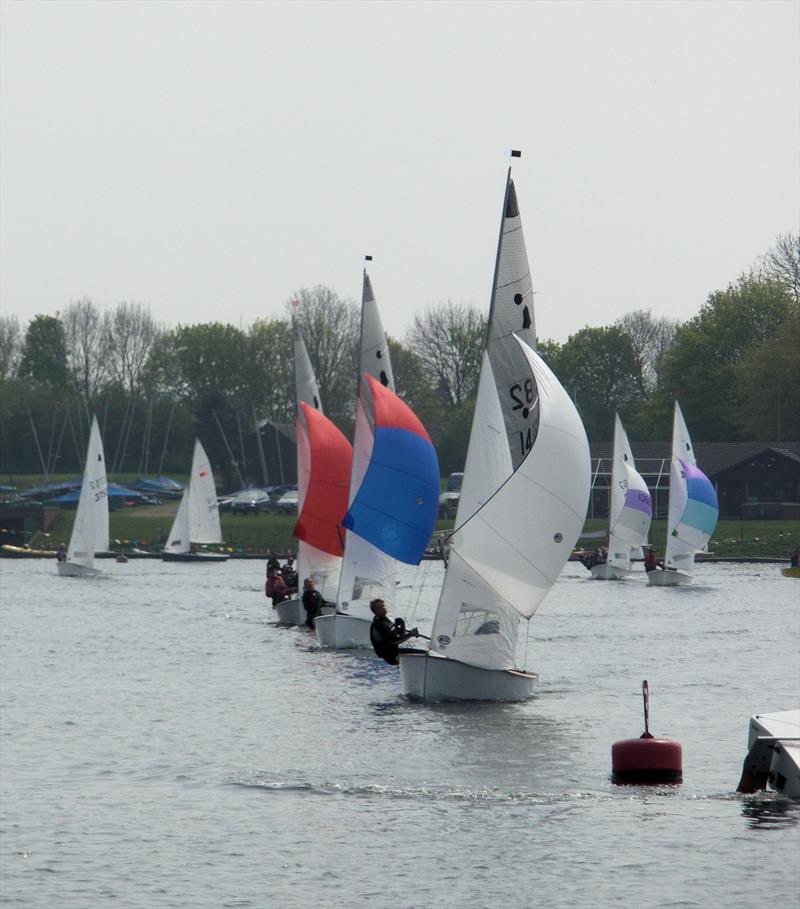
[0,314,23,380]
[406,301,485,408]
[757,231,800,303]
[285,286,359,422]
[62,297,110,398]
[105,301,162,394]
[615,309,678,395]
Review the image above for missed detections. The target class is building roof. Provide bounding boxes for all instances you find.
[588,442,800,479]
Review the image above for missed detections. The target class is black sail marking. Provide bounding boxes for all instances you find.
[376,350,382,359]
[313,396,320,410]
[380,371,389,386]
[514,293,523,305]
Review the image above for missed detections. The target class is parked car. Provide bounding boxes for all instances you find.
[439,472,463,518]
[275,488,299,515]
[267,483,296,506]
[230,488,272,515]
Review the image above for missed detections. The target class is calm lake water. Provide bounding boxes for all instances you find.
[1,557,798,908]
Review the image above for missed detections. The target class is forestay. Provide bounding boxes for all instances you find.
[67,416,109,569]
[431,340,590,671]
[336,272,398,609]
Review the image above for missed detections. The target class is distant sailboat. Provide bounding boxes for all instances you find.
[399,159,591,702]
[273,318,353,625]
[57,415,109,577]
[647,401,718,586]
[316,268,401,650]
[162,439,228,563]
[591,413,652,580]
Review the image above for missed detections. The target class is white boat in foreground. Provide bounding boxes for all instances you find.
[399,159,591,702]
[737,709,800,799]
[647,402,718,587]
[58,416,109,578]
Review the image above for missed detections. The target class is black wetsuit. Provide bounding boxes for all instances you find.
[302,588,326,629]
[370,615,414,665]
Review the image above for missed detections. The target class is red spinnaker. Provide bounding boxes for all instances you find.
[293,403,352,557]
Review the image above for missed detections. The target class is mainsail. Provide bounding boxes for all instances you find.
[455,170,538,528]
[67,415,109,569]
[336,271,399,609]
[607,413,652,571]
[664,402,718,570]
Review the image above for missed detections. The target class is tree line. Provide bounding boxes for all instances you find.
[1,232,797,488]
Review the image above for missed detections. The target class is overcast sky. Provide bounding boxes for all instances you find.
[1,0,797,344]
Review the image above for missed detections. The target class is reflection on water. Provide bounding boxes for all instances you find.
[741,795,800,830]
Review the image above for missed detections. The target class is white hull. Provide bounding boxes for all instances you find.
[738,709,800,799]
[398,649,536,703]
[590,563,633,580]
[273,596,307,627]
[647,568,692,587]
[314,612,372,649]
[57,560,100,578]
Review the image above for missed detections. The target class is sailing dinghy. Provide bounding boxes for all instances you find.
[647,401,718,587]
[316,268,402,649]
[591,413,652,580]
[399,161,591,702]
[274,319,352,625]
[57,415,109,577]
[162,439,228,562]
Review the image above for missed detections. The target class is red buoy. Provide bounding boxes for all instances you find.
[612,680,683,784]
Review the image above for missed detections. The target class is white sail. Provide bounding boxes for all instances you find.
[664,401,718,571]
[293,318,340,595]
[165,488,190,554]
[336,271,398,611]
[455,172,538,528]
[163,439,222,554]
[607,414,652,571]
[66,416,109,570]
[431,340,591,671]
[186,439,223,544]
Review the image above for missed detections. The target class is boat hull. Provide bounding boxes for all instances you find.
[737,709,800,799]
[315,613,372,649]
[590,563,633,580]
[162,552,228,563]
[398,649,536,703]
[647,568,692,587]
[57,560,100,578]
[273,596,307,627]
[781,566,800,579]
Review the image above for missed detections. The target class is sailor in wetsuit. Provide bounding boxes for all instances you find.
[369,598,419,665]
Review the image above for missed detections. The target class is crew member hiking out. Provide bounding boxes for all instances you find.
[369,598,419,665]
